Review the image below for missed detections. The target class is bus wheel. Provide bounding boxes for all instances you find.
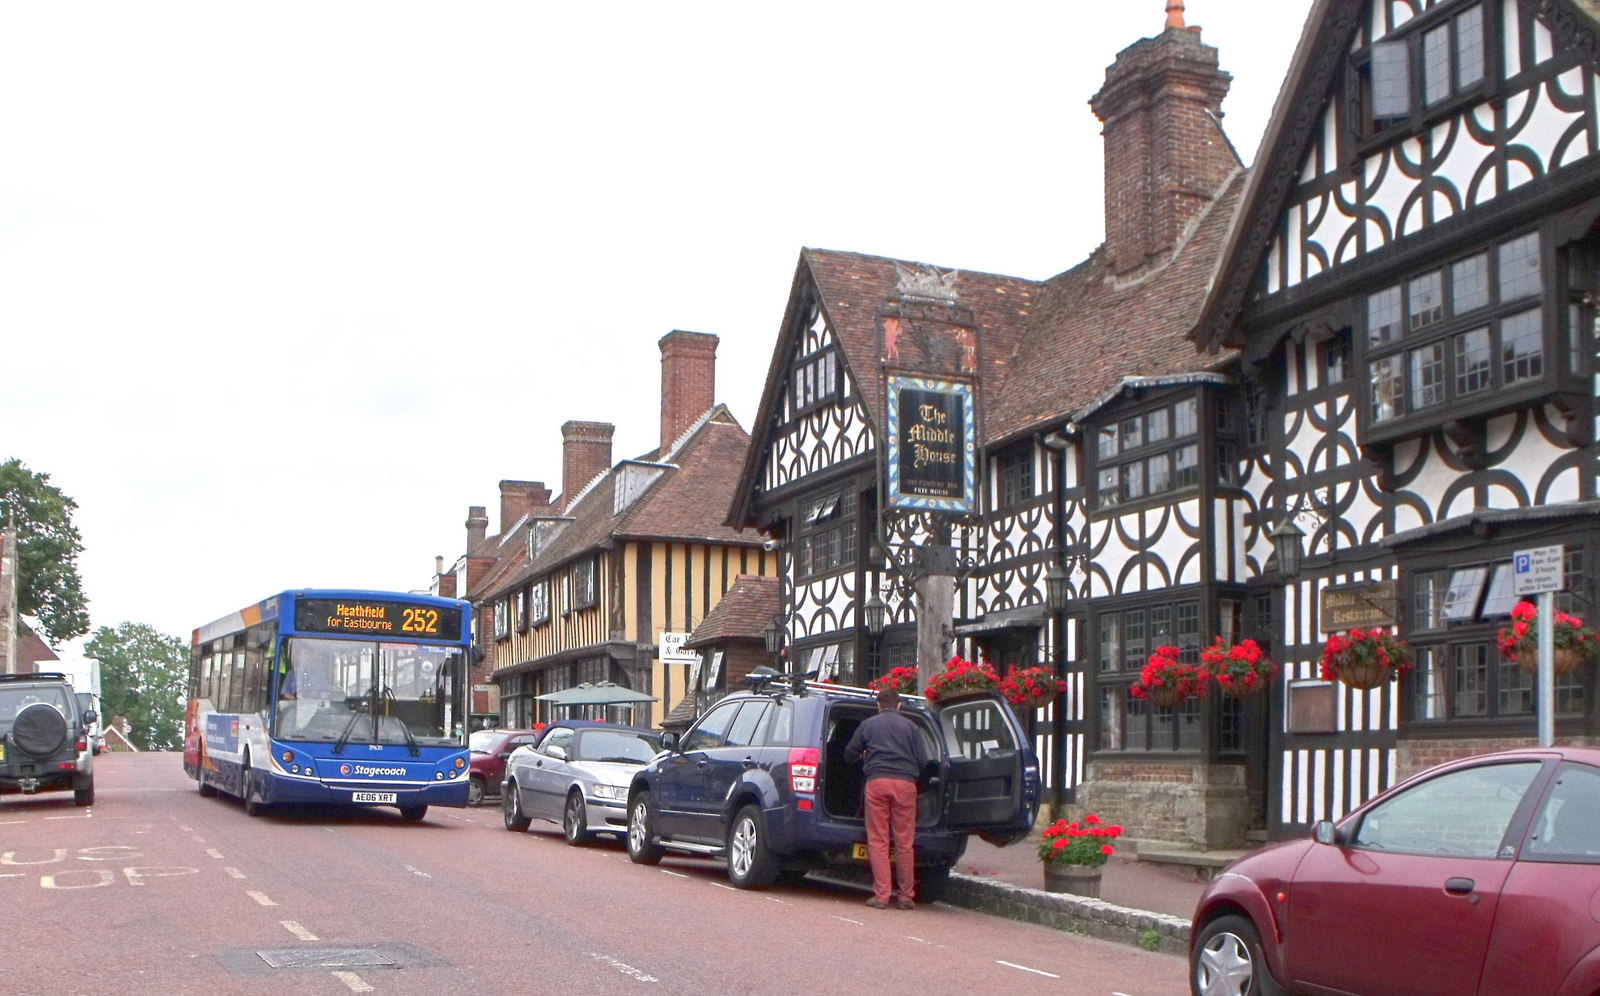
[197,768,217,797]
[242,758,266,818]
[399,805,428,822]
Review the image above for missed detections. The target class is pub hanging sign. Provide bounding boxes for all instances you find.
[885,375,977,514]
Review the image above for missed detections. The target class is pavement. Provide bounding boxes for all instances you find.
[955,834,1223,920]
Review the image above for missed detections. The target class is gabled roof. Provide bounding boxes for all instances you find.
[1192,0,1600,351]
[728,249,1038,525]
[802,249,1039,434]
[481,406,758,602]
[684,574,780,649]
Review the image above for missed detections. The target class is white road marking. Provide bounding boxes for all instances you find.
[764,896,787,904]
[0,873,25,879]
[710,882,737,891]
[587,953,658,983]
[659,870,689,879]
[0,821,24,826]
[404,864,432,879]
[281,921,318,941]
[246,891,278,906]
[997,960,1060,978]
[180,826,193,832]
[45,815,88,820]
[828,915,866,925]
[206,848,224,859]
[332,971,374,992]
[225,867,246,879]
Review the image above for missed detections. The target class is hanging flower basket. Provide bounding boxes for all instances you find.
[923,656,1001,703]
[1131,646,1207,709]
[999,664,1066,711]
[1319,628,1413,690]
[1499,602,1597,676]
[1200,637,1276,698]
[868,665,921,696]
[1515,646,1583,677]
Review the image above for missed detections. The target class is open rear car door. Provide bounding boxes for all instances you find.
[933,695,1040,845]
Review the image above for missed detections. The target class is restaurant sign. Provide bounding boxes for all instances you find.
[885,376,976,514]
[1319,580,1400,632]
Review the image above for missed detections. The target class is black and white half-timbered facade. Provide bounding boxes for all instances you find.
[730,7,1286,846]
[1198,0,1600,837]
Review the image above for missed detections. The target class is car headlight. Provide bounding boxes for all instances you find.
[590,783,625,801]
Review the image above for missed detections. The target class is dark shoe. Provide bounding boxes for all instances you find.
[893,899,914,910]
[865,898,890,909]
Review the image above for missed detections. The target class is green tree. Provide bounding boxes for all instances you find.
[0,458,90,645]
[88,622,188,751]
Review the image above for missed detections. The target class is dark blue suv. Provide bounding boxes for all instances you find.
[624,678,1039,901]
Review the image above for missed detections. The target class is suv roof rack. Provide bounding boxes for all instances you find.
[0,672,71,684]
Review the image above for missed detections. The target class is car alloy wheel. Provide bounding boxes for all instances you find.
[563,790,592,845]
[726,805,778,889]
[1192,914,1286,996]
[627,791,663,864]
[467,778,484,807]
[502,781,531,832]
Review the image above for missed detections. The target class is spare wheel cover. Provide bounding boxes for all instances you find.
[13,702,69,757]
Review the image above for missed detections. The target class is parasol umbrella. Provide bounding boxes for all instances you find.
[535,681,659,707]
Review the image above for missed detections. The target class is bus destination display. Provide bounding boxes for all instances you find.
[294,598,464,640]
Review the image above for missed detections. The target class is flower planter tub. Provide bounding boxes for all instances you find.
[1042,864,1102,897]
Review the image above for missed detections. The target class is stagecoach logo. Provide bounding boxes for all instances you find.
[338,764,408,777]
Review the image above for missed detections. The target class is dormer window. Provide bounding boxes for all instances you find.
[1092,398,1201,508]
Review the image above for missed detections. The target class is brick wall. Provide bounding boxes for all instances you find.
[1398,736,1600,780]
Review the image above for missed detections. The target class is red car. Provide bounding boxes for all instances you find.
[1190,746,1600,996]
[467,728,544,806]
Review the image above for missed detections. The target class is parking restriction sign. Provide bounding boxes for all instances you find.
[1513,545,1564,596]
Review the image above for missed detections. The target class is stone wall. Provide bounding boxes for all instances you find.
[1077,759,1247,849]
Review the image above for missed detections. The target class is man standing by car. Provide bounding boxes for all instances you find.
[844,686,927,909]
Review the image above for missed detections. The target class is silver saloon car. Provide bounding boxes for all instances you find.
[502,723,661,844]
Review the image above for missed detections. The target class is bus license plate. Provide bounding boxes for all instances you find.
[352,792,397,804]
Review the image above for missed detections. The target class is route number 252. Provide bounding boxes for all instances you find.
[401,608,440,634]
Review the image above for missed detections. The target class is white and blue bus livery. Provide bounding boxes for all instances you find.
[183,589,472,820]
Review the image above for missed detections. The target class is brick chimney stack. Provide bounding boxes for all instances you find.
[659,330,718,456]
[498,480,553,534]
[465,506,489,551]
[1090,2,1235,276]
[560,421,615,511]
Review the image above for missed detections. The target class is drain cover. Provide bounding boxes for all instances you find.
[256,948,397,970]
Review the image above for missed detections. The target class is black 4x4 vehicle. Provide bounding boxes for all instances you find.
[625,677,1039,901]
[0,672,97,806]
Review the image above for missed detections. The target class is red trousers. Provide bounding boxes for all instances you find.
[865,777,917,903]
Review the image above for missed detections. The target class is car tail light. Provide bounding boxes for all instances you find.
[75,740,88,752]
[788,747,819,796]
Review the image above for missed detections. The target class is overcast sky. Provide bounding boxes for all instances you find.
[0,1,1315,646]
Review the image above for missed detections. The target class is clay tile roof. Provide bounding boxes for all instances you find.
[481,407,760,601]
[685,574,781,648]
[801,248,1040,432]
[985,171,1247,443]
